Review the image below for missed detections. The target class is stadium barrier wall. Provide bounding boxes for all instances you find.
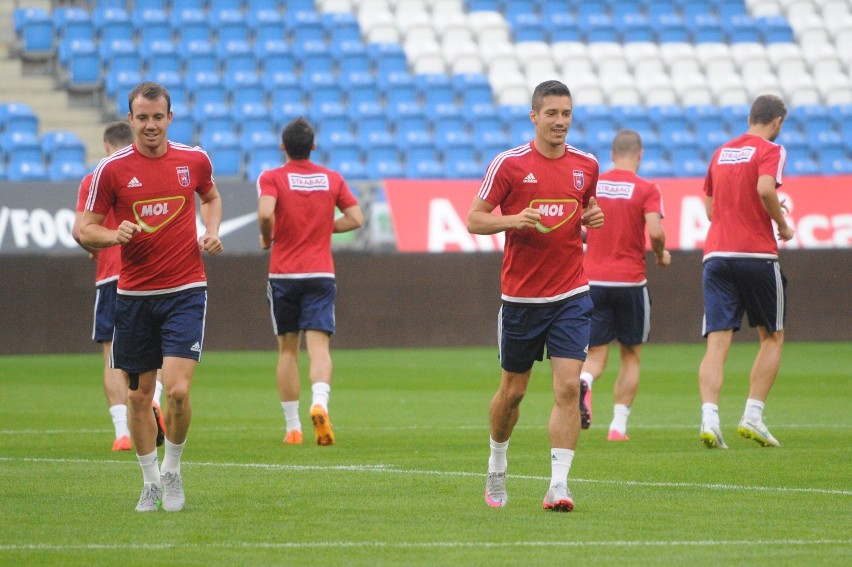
[1,249,848,355]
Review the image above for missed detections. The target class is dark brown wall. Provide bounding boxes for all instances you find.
[1,250,848,355]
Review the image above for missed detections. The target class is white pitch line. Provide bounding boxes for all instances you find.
[1,539,849,552]
[2,456,850,496]
[1,422,849,435]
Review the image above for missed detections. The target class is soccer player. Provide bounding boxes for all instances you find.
[698,94,794,449]
[72,122,166,452]
[579,129,671,441]
[467,80,603,511]
[79,82,223,512]
[257,117,363,446]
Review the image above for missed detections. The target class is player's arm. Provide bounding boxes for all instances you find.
[72,210,99,259]
[705,196,713,221]
[645,212,671,266]
[466,197,540,235]
[334,204,364,233]
[257,194,276,250]
[79,210,140,248]
[756,174,794,241]
[198,183,223,255]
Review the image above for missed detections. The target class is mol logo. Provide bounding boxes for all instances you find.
[133,196,186,233]
[530,198,579,233]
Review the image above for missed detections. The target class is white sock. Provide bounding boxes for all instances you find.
[702,402,720,428]
[154,380,163,407]
[744,398,765,422]
[488,437,509,473]
[137,449,160,485]
[609,404,631,434]
[580,371,594,389]
[550,448,574,487]
[109,404,130,438]
[311,382,330,411]
[161,438,186,475]
[281,400,301,433]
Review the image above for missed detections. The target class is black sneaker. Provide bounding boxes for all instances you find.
[579,380,591,430]
[153,404,165,447]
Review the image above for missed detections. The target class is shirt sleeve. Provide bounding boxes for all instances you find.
[645,182,664,217]
[336,176,359,210]
[758,142,785,187]
[257,170,278,199]
[195,149,215,196]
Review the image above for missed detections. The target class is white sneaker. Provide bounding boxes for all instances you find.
[135,482,161,512]
[484,471,507,508]
[738,417,780,447]
[161,471,185,512]
[699,422,728,449]
[542,483,574,512]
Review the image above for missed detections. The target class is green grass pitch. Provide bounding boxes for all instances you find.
[1,342,850,565]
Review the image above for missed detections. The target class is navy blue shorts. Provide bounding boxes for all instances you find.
[268,278,336,335]
[112,289,208,373]
[92,280,117,343]
[702,257,787,336]
[589,285,651,347]
[499,294,593,373]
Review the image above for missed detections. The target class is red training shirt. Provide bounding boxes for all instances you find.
[76,171,120,286]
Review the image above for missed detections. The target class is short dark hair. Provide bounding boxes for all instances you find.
[749,94,787,126]
[127,82,171,115]
[282,117,314,160]
[611,129,642,158]
[103,121,134,148]
[531,80,572,111]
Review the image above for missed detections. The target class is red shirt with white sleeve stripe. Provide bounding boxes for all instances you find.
[85,142,215,295]
[76,171,120,286]
[478,142,599,303]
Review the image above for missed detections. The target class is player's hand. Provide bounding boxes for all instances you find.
[199,233,223,255]
[259,234,271,250]
[512,207,541,230]
[116,220,141,244]
[779,197,790,213]
[777,224,794,242]
[581,197,604,228]
[655,250,671,266]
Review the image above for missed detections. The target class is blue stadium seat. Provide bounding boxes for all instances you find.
[7,161,49,182]
[367,146,404,179]
[617,13,654,43]
[48,160,88,182]
[182,40,219,77]
[688,14,724,43]
[717,0,746,18]
[289,11,326,45]
[213,9,250,44]
[468,0,500,11]
[369,43,409,76]
[639,157,675,178]
[168,114,195,146]
[93,7,133,44]
[0,103,39,134]
[788,156,820,175]
[271,101,309,130]
[100,38,139,75]
[416,74,456,109]
[454,73,493,108]
[443,144,482,179]
[338,42,371,79]
[173,0,207,10]
[195,102,236,139]
[683,0,717,19]
[349,81,382,107]
[219,40,257,76]
[15,8,53,61]
[653,14,689,43]
[210,0,245,15]
[204,131,243,177]
[240,129,279,156]
[724,14,760,43]
[356,116,394,151]
[575,0,610,19]
[256,40,296,76]
[135,9,171,44]
[758,16,795,44]
[104,69,143,115]
[325,12,361,50]
[64,39,101,94]
[301,45,336,77]
[509,13,546,43]
[41,130,86,165]
[546,13,581,43]
[646,0,678,18]
[53,6,94,43]
[173,8,210,46]
[226,70,266,107]
[143,40,181,75]
[187,71,227,106]
[3,131,47,181]
[583,14,618,43]
[286,0,319,17]
[248,9,285,44]
[268,77,303,108]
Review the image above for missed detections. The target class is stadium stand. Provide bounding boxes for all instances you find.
[2,0,851,181]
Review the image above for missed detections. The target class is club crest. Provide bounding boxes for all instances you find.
[573,170,585,190]
[176,166,190,187]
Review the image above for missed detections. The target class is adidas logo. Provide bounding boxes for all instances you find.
[523,172,537,183]
[190,342,201,353]
[127,177,142,187]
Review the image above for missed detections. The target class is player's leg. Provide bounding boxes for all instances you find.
[152,369,166,448]
[698,330,732,448]
[305,330,334,446]
[301,279,337,446]
[276,332,303,443]
[542,296,591,511]
[126,369,161,512]
[579,344,608,430]
[609,343,642,440]
[485,367,531,508]
[103,341,131,450]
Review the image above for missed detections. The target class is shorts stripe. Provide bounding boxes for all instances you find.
[774,262,784,331]
[266,282,278,335]
[497,305,503,362]
[91,287,100,342]
[642,286,651,343]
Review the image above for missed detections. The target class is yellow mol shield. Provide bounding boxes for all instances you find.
[133,196,186,233]
[530,198,579,233]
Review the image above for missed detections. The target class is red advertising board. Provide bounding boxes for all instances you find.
[384,176,852,252]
